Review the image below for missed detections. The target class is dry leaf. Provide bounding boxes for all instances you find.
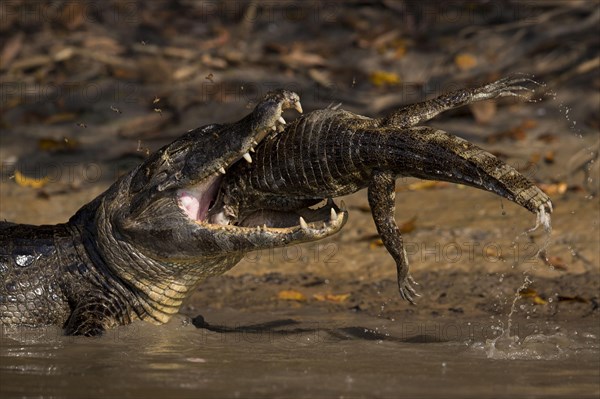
[538,182,568,195]
[369,71,401,87]
[484,246,503,259]
[14,170,49,189]
[277,290,307,301]
[43,113,77,125]
[532,296,548,305]
[545,256,568,271]
[313,293,350,303]
[519,288,547,305]
[399,216,417,234]
[536,133,559,144]
[397,181,448,192]
[282,48,327,68]
[369,238,384,249]
[455,53,478,71]
[38,137,79,152]
[544,151,555,164]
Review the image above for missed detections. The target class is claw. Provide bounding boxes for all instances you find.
[401,287,416,305]
[407,274,419,286]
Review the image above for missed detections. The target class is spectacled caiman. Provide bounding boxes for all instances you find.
[0,76,552,336]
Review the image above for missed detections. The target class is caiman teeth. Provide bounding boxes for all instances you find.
[299,216,308,230]
[340,200,347,212]
[294,102,303,114]
[218,166,226,175]
[271,125,277,131]
[278,116,286,125]
[330,208,337,222]
[249,147,255,153]
[243,153,252,163]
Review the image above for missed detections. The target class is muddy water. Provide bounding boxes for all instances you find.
[1,311,598,399]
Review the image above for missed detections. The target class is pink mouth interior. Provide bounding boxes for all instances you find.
[177,175,223,221]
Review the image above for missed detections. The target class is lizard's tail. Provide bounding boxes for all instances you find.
[371,126,553,218]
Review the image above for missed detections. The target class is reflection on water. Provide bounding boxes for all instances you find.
[1,313,598,399]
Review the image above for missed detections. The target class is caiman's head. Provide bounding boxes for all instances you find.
[88,90,347,270]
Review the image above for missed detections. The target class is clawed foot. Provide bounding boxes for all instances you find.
[398,272,420,305]
[478,74,543,101]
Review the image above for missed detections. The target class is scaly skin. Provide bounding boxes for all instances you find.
[0,90,347,336]
[1,76,552,335]
[216,76,553,303]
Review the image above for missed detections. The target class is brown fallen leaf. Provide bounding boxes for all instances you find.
[44,113,77,125]
[277,290,307,302]
[369,70,401,87]
[532,296,548,305]
[544,151,555,164]
[539,254,569,271]
[38,137,79,152]
[396,181,449,192]
[313,293,350,303]
[455,53,478,71]
[369,238,384,249]
[536,133,559,144]
[281,47,327,68]
[519,288,547,305]
[399,216,417,234]
[538,182,568,195]
[14,170,49,189]
[484,246,503,260]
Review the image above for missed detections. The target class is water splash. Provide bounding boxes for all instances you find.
[483,330,570,360]
[483,204,556,359]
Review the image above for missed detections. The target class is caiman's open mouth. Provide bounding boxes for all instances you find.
[176,172,347,235]
[174,105,347,237]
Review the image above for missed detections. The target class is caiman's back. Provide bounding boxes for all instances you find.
[0,222,72,326]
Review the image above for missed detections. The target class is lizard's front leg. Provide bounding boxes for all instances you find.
[383,74,541,128]
[368,170,419,304]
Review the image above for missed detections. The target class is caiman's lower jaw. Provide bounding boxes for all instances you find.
[176,177,347,238]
